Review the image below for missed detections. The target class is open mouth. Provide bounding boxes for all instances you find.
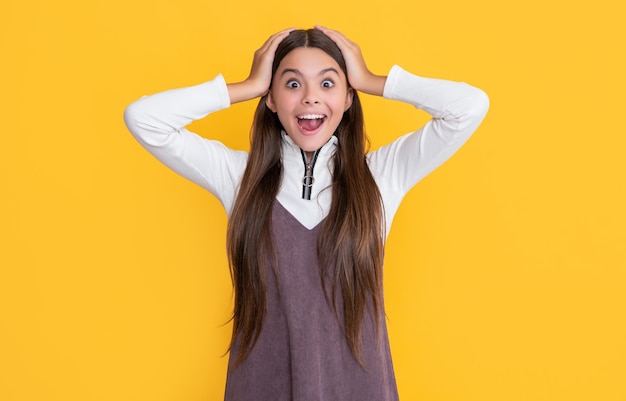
[297,114,327,134]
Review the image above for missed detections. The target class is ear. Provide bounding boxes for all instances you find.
[265,91,277,113]
[344,88,354,111]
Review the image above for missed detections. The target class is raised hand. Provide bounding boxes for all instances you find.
[314,25,386,96]
[227,27,295,104]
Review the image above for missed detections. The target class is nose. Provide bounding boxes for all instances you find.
[301,87,320,105]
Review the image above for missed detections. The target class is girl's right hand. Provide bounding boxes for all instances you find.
[227,28,295,104]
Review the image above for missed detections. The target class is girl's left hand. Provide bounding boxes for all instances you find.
[314,25,387,96]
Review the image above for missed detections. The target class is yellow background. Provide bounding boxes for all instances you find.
[1,0,625,399]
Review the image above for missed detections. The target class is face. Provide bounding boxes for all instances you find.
[266,47,353,153]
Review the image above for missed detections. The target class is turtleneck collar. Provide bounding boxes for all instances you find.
[278,130,338,201]
[280,130,338,157]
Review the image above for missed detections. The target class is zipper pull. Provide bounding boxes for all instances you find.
[301,149,321,200]
[303,162,315,200]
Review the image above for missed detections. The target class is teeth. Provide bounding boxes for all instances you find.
[297,114,325,120]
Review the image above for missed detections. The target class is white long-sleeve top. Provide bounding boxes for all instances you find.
[124,65,489,237]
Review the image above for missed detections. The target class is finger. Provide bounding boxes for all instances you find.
[260,27,296,53]
[314,25,354,48]
[315,25,342,42]
[315,25,341,36]
[315,26,372,91]
[267,28,296,46]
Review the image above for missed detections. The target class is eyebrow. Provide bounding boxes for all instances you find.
[280,67,340,77]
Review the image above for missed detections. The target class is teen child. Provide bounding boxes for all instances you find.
[124,26,489,400]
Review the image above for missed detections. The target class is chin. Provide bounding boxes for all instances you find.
[296,137,333,152]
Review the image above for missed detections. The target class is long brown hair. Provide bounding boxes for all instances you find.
[226,29,384,366]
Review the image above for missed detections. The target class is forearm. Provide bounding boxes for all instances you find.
[123,74,248,208]
[383,65,489,124]
[369,65,489,195]
[227,80,267,105]
[355,73,387,97]
[124,74,230,147]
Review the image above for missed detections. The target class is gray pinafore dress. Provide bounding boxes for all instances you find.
[224,201,399,401]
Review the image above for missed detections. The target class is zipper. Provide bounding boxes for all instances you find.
[300,148,321,200]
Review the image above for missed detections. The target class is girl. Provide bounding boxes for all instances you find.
[124,26,489,401]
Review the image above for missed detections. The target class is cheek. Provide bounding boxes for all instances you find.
[272,101,296,130]
[274,103,294,122]
[329,98,348,120]
[276,114,291,130]
[329,90,350,109]
[271,93,296,115]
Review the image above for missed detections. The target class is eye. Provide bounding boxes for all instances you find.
[321,79,335,88]
[286,79,301,89]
